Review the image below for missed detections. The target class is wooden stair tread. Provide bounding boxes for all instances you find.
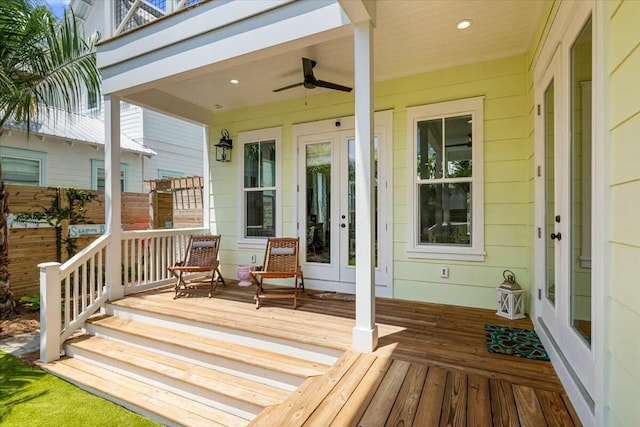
[88,315,330,377]
[39,357,248,427]
[66,335,289,407]
[109,298,351,351]
[249,350,363,426]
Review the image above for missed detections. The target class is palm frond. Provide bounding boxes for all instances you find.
[0,0,101,134]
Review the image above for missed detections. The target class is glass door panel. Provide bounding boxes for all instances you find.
[305,142,332,264]
[570,17,593,346]
[545,79,556,306]
[345,137,379,268]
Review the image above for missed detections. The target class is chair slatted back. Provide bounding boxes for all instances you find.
[184,235,221,268]
[263,237,299,273]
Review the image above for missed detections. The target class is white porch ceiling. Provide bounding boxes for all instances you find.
[125,0,547,116]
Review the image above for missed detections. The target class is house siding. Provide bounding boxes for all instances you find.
[211,54,531,310]
[1,133,143,191]
[607,0,640,425]
[140,110,203,181]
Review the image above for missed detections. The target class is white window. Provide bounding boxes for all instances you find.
[238,127,281,246]
[407,97,485,261]
[91,160,128,191]
[158,169,183,179]
[0,147,46,186]
[87,89,98,111]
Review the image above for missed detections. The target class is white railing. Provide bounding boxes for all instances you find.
[121,227,209,295]
[114,0,208,36]
[39,227,208,362]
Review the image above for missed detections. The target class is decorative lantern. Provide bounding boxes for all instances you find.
[214,129,233,162]
[496,269,525,320]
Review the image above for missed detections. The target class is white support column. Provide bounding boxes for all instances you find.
[39,262,61,362]
[202,126,211,229]
[105,94,123,301]
[104,0,114,39]
[352,19,378,352]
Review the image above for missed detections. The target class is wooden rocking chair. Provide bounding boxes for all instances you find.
[251,237,303,309]
[168,235,225,299]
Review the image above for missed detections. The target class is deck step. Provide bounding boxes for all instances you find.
[108,296,351,350]
[86,315,330,383]
[39,357,248,427]
[64,335,290,419]
[105,299,344,365]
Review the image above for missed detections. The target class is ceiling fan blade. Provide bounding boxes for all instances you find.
[272,82,304,92]
[315,80,353,92]
[302,57,317,79]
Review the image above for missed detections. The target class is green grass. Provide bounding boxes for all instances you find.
[0,351,160,427]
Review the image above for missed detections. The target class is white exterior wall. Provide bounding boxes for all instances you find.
[1,132,144,191]
[140,109,204,180]
[120,104,143,141]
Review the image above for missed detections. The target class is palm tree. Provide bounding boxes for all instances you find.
[0,0,101,318]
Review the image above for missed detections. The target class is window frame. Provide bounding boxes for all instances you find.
[237,127,282,248]
[406,96,485,261]
[91,159,129,192]
[0,147,47,186]
[158,169,184,179]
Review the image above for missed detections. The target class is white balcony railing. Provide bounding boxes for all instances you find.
[39,227,209,362]
[114,0,207,36]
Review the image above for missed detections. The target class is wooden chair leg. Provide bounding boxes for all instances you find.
[254,279,263,309]
[174,272,184,299]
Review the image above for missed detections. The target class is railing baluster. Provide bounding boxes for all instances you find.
[98,248,103,295]
[123,237,129,289]
[82,262,88,311]
[137,238,143,285]
[89,256,95,303]
[150,237,156,283]
[64,274,70,329]
[73,267,80,321]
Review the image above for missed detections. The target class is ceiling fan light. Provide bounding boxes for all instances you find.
[457,19,472,30]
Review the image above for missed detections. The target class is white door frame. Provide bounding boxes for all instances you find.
[292,110,393,297]
[532,1,603,425]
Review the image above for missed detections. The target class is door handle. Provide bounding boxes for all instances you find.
[550,232,562,241]
[340,223,346,228]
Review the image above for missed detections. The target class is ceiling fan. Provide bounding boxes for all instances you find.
[273,57,352,93]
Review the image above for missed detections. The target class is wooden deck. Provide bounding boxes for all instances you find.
[124,284,581,426]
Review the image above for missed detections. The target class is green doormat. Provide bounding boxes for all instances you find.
[485,324,550,361]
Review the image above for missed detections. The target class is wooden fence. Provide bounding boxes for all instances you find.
[7,185,150,297]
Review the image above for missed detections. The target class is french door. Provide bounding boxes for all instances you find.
[536,13,594,397]
[295,113,391,293]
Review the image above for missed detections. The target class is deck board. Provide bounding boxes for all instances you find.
[118,285,581,426]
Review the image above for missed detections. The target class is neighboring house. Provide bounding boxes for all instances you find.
[7,0,208,188]
[36,1,640,426]
[1,111,155,191]
[74,0,207,185]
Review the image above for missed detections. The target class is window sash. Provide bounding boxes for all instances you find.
[239,129,281,244]
[0,156,41,186]
[406,97,484,261]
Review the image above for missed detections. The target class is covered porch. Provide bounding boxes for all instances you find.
[37,0,606,425]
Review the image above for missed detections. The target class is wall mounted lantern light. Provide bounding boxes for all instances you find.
[215,129,233,162]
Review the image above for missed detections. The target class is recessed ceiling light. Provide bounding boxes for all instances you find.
[230,79,239,84]
[457,19,472,30]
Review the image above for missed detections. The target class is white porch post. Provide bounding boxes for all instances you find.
[39,262,61,362]
[104,0,114,39]
[105,94,123,301]
[352,19,378,352]
[202,126,211,229]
